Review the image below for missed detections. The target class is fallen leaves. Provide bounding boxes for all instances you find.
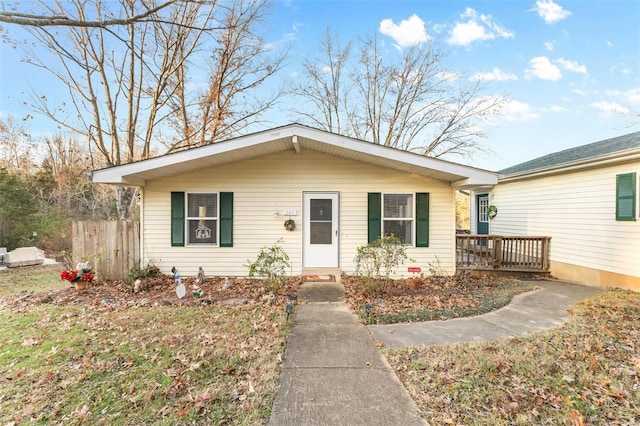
[385,289,640,425]
[343,274,534,324]
[0,273,299,425]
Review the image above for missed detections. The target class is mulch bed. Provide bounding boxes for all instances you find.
[7,274,305,309]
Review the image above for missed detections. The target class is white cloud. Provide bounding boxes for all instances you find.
[379,14,428,48]
[544,41,554,51]
[471,67,518,81]
[501,99,540,121]
[557,58,587,74]
[525,56,562,81]
[446,8,514,46]
[547,105,570,112]
[531,0,572,24]
[321,65,332,74]
[590,101,630,115]
[605,88,640,106]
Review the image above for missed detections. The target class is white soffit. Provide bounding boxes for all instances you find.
[91,124,497,187]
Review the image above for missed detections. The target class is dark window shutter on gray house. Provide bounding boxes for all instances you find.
[220,192,233,247]
[368,192,381,243]
[171,192,185,246]
[616,173,636,221]
[415,192,429,247]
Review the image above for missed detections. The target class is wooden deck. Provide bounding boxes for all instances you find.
[456,235,551,272]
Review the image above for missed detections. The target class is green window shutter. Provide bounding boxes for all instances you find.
[219,192,233,247]
[616,173,636,221]
[171,192,185,247]
[415,192,430,247]
[367,192,381,243]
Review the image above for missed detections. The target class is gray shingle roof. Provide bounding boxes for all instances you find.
[499,131,640,176]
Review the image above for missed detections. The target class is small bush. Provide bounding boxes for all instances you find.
[354,235,409,279]
[246,241,290,294]
[127,262,161,282]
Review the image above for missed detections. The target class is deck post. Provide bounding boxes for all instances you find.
[493,237,502,269]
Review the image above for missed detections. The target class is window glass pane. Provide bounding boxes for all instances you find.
[310,199,332,221]
[479,196,489,222]
[384,194,413,218]
[187,193,217,218]
[310,222,332,244]
[383,220,412,245]
[188,219,217,244]
[618,199,633,218]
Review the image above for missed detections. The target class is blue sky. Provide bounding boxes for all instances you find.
[1,0,638,171]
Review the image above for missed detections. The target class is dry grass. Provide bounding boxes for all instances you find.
[385,289,640,425]
[0,265,294,425]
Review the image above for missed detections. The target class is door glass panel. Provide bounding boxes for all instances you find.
[310,198,332,245]
[310,199,332,220]
[478,196,489,222]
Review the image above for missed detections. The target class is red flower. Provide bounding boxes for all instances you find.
[61,268,94,283]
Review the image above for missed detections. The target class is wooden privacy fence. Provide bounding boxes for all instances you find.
[456,235,551,272]
[72,221,140,281]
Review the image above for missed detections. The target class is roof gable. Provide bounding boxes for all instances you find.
[499,131,640,177]
[91,123,496,188]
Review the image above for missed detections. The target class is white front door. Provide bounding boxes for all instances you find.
[303,192,339,268]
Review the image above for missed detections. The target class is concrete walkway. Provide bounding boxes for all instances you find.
[369,280,603,348]
[269,282,427,426]
[269,280,603,425]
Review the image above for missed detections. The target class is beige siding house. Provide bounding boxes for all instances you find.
[471,131,640,291]
[92,124,496,278]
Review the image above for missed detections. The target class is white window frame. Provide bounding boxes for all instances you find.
[382,193,414,245]
[478,195,489,223]
[186,192,218,246]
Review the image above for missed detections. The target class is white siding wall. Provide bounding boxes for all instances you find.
[488,163,640,279]
[142,150,456,278]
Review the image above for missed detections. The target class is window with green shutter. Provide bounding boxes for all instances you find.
[616,173,636,221]
[368,192,429,246]
[219,192,233,247]
[415,192,429,247]
[170,191,233,246]
[171,192,185,246]
[368,193,381,243]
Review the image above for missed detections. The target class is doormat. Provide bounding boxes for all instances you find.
[303,275,336,282]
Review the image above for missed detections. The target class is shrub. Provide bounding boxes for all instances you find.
[354,235,408,279]
[246,241,290,294]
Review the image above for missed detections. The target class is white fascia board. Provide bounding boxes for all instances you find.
[92,126,299,185]
[296,125,497,184]
[91,123,497,186]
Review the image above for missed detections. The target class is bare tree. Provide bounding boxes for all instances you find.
[166,0,287,152]
[290,29,352,134]
[0,115,37,178]
[0,0,180,28]
[291,33,504,159]
[5,0,285,217]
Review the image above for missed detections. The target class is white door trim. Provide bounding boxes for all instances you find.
[302,192,339,268]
